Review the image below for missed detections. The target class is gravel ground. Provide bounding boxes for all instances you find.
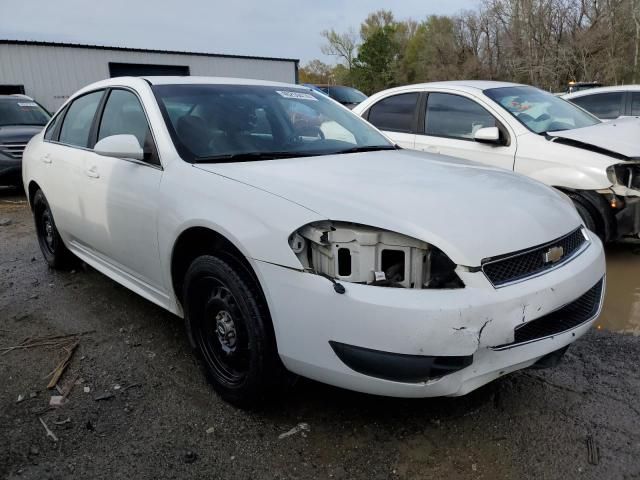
[1,188,639,480]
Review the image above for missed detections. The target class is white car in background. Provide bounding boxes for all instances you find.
[23,77,605,406]
[354,81,640,242]
[563,85,640,120]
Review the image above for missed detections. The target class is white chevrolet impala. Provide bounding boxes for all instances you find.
[23,77,605,406]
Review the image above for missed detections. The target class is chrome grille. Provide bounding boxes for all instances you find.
[0,142,28,159]
[482,228,588,287]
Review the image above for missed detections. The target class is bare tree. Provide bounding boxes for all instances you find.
[321,29,358,72]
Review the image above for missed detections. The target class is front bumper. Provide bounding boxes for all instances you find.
[254,230,606,397]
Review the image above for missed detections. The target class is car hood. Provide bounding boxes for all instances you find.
[547,118,640,159]
[0,125,44,143]
[195,149,582,266]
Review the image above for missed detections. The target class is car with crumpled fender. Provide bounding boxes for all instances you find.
[354,81,640,243]
[22,77,605,406]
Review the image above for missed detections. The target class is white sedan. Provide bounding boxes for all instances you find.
[354,81,640,243]
[563,84,640,120]
[23,77,605,406]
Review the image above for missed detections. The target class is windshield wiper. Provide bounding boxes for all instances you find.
[331,145,398,155]
[192,151,322,163]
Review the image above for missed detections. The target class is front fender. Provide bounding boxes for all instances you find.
[526,166,612,191]
[157,161,324,301]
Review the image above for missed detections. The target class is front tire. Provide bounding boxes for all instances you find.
[33,189,74,269]
[569,193,599,238]
[183,255,285,407]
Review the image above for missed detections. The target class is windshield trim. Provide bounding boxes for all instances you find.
[483,86,601,135]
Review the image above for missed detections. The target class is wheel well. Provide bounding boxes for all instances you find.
[554,187,614,241]
[171,227,260,306]
[28,181,41,210]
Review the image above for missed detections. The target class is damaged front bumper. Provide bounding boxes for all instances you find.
[254,230,606,398]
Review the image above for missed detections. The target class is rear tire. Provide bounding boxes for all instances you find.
[183,254,286,408]
[32,189,74,269]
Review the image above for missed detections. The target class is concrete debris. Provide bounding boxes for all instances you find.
[278,422,310,440]
[0,218,12,226]
[16,394,24,403]
[39,417,58,442]
[94,392,115,401]
[206,427,215,434]
[49,395,67,407]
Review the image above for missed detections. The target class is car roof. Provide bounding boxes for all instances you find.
[407,80,524,92]
[73,76,310,98]
[563,84,640,98]
[364,80,529,98]
[142,76,300,88]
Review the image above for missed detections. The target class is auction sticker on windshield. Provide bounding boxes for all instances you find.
[276,91,318,101]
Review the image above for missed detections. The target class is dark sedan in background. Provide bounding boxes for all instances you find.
[0,95,50,187]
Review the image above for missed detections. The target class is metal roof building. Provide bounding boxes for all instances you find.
[0,40,299,112]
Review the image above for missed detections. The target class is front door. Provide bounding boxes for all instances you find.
[414,92,517,171]
[80,88,165,292]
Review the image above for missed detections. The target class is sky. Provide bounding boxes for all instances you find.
[0,0,478,63]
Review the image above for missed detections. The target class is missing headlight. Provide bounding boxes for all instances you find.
[288,221,464,289]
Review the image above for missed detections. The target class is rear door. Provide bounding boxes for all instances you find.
[415,92,517,171]
[363,92,420,148]
[42,90,105,242]
[79,87,165,291]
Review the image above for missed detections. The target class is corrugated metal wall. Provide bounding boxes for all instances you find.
[0,43,297,112]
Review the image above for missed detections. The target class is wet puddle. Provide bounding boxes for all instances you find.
[597,243,640,335]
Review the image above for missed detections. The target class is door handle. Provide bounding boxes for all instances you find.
[41,154,52,164]
[85,166,100,178]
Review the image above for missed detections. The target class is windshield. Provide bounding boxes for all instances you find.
[320,86,368,104]
[0,98,50,127]
[484,86,600,134]
[152,84,392,162]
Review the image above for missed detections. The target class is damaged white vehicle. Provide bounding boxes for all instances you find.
[354,81,640,242]
[23,77,605,406]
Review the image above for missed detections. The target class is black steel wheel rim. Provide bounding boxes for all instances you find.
[193,276,250,386]
[37,207,57,255]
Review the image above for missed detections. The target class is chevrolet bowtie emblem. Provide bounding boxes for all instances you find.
[543,246,564,264]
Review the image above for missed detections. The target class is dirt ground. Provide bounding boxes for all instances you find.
[1,187,639,480]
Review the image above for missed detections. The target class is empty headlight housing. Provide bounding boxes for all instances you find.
[289,221,464,289]
[607,162,640,189]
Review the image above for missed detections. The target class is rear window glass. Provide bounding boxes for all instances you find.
[367,93,419,133]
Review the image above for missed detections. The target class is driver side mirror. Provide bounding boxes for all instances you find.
[473,127,501,145]
[94,134,144,161]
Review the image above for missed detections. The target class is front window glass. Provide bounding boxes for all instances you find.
[425,93,496,139]
[0,98,50,127]
[571,92,624,120]
[485,86,600,134]
[98,89,154,161]
[59,91,103,147]
[152,84,393,162]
